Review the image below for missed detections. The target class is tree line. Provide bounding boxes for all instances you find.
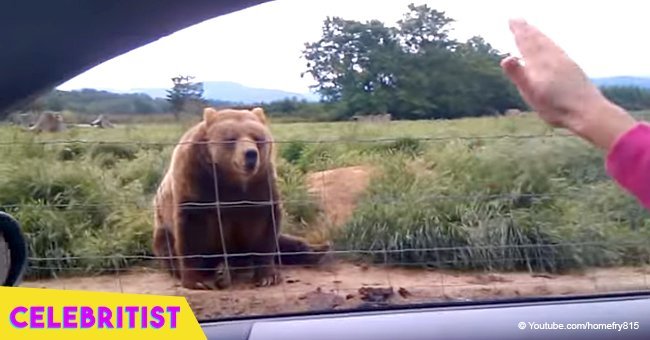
[300,3,527,120]
[10,84,650,123]
[600,86,650,111]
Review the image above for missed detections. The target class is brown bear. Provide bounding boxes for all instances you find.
[152,106,330,290]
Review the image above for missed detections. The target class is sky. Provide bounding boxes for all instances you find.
[57,0,648,95]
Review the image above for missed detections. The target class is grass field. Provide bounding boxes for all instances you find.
[2,112,650,281]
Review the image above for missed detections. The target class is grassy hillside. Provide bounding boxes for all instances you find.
[1,112,650,279]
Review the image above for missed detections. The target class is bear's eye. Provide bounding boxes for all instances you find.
[254,136,266,147]
[223,137,237,146]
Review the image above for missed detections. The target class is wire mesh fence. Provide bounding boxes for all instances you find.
[2,127,650,320]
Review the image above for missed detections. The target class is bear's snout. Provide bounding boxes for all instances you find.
[244,149,258,171]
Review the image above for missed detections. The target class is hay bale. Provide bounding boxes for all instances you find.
[29,111,66,133]
[504,108,523,116]
[351,113,392,123]
[90,114,114,129]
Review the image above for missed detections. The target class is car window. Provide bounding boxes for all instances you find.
[3,0,649,323]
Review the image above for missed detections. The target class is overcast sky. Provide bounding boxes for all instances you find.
[57,0,647,94]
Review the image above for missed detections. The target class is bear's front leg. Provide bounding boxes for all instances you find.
[175,207,222,290]
[251,210,282,287]
[252,249,280,287]
[152,226,180,278]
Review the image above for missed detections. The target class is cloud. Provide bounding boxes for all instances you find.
[57,0,649,94]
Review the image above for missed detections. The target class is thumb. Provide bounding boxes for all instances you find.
[500,56,533,95]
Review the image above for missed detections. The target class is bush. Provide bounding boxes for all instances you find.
[276,160,322,235]
[0,160,151,278]
[334,135,650,273]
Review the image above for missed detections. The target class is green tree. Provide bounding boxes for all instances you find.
[396,3,457,53]
[302,3,527,120]
[600,86,650,111]
[165,75,205,120]
[302,17,401,117]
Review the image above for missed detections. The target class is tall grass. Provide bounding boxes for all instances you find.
[334,135,650,273]
[1,112,649,278]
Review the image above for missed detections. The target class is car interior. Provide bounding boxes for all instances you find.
[2,1,649,339]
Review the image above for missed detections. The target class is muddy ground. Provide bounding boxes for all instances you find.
[19,166,650,320]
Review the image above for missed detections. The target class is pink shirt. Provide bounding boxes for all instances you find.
[606,122,650,210]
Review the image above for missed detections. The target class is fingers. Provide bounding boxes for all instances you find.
[508,18,564,64]
[500,56,531,94]
[509,18,544,62]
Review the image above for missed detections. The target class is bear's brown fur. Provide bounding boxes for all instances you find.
[152,107,330,290]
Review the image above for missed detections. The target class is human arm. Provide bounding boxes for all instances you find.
[605,122,650,209]
[501,19,650,209]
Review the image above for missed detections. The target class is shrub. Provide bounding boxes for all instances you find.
[335,135,650,273]
[0,161,150,278]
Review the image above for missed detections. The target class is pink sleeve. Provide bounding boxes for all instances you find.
[605,122,650,210]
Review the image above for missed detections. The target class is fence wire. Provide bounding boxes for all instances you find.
[0,132,576,146]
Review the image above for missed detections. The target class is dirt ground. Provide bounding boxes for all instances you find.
[20,262,650,320]
[305,165,374,229]
[19,166,650,320]
[279,164,376,246]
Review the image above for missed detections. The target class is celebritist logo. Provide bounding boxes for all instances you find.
[9,306,181,329]
[0,287,206,339]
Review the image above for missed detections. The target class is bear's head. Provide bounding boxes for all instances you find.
[200,107,275,182]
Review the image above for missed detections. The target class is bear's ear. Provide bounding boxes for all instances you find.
[251,107,268,125]
[203,107,219,126]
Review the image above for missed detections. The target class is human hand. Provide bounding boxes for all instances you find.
[501,18,636,150]
[500,19,603,128]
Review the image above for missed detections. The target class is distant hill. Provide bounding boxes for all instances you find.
[128,81,320,104]
[73,77,650,105]
[591,76,650,89]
